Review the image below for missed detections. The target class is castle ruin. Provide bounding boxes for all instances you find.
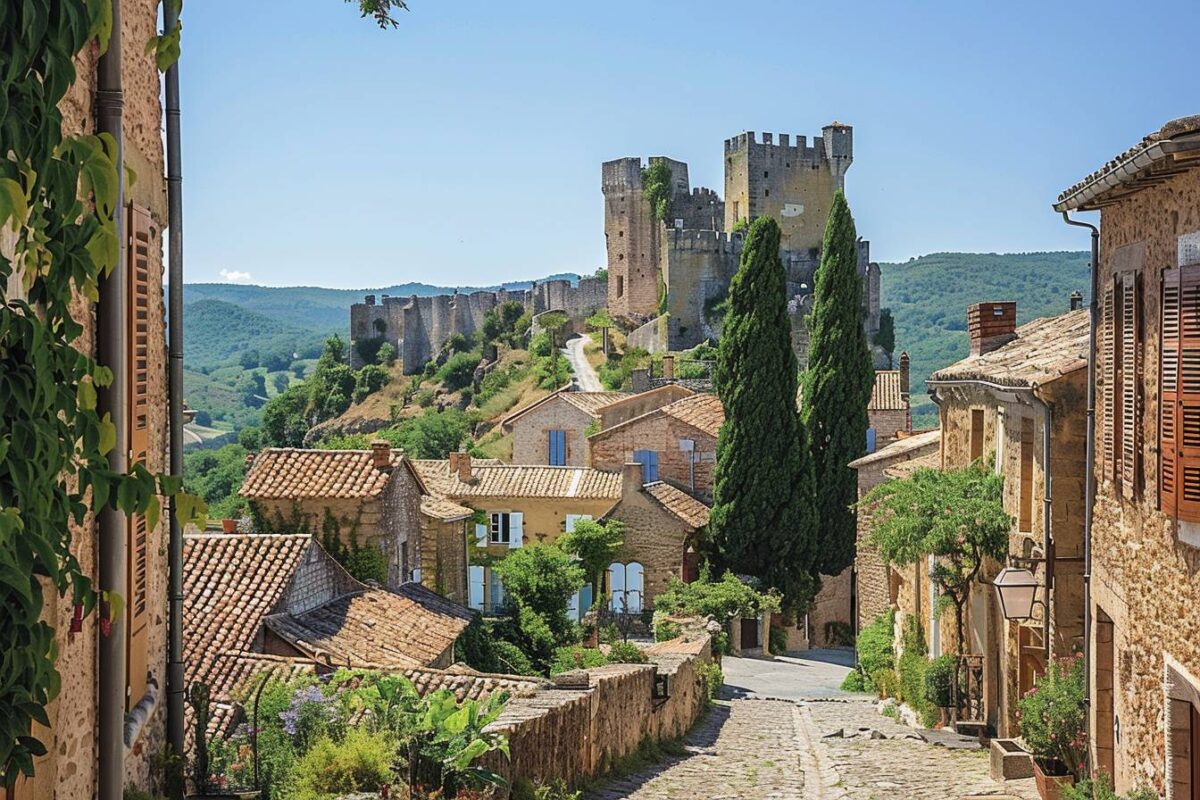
[606,124,884,368]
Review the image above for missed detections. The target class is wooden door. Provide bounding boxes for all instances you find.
[740,618,759,650]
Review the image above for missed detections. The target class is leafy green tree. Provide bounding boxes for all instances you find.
[437,351,482,392]
[353,364,390,402]
[376,341,397,366]
[272,372,290,394]
[318,408,472,459]
[875,307,895,359]
[239,348,260,370]
[641,160,673,222]
[261,384,311,447]
[803,190,874,576]
[861,462,1009,655]
[184,443,250,519]
[490,546,585,669]
[709,216,819,610]
[558,519,624,606]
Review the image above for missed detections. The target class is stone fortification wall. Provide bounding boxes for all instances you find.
[672,186,725,232]
[627,315,669,354]
[349,278,605,373]
[663,229,743,350]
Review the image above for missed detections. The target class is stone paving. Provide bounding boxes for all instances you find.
[586,655,1044,799]
[584,699,807,799]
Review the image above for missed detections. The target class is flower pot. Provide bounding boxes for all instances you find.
[221,518,237,534]
[1032,758,1075,800]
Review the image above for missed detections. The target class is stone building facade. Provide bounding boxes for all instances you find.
[14,3,172,797]
[929,304,1090,737]
[1055,115,1200,797]
[587,393,723,501]
[419,496,473,605]
[240,442,426,590]
[502,389,629,466]
[867,353,913,451]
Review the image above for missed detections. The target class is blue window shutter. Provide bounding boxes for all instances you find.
[866,427,877,454]
[549,430,567,466]
[633,450,659,482]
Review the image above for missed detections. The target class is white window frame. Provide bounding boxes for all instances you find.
[490,512,511,545]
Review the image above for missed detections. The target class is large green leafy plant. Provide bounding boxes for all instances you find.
[1017,655,1086,778]
[0,1,199,784]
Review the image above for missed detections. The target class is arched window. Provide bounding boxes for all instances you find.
[608,562,645,614]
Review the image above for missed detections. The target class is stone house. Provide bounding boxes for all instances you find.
[240,441,426,590]
[588,393,724,500]
[10,3,172,796]
[849,429,942,639]
[1055,115,1200,797]
[599,462,711,610]
[182,532,473,740]
[867,352,912,451]
[411,454,623,616]
[928,303,1089,735]
[419,495,474,606]
[502,389,629,465]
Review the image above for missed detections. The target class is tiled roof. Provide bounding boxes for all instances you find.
[414,460,622,501]
[421,495,474,521]
[849,429,941,469]
[884,449,941,480]
[401,665,546,702]
[411,458,502,497]
[643,482,710,529]
[869,370,906,411]
[183,534,313,733]
[264,583,473,670]
[659,393,725,438]
[929,310,1089,388]
[241,447,404,500]
[501,388,629,429]
[1056,115,1200,212]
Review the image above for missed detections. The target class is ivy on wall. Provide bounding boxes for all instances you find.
[0,0,199,784]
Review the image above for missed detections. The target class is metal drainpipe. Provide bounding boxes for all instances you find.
[163,0,187,775]
[1061,210,1100,764]
[95,2,127,798]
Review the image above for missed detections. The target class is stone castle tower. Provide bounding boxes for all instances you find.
[723,124,853,252]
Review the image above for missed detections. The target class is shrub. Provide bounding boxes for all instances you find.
[376,341,397,366]
[353,364,390,402]
[871,668,899,699]
[768,625,789,656]
[897,651,937,727]
[491,639,538,676]
[606,641,647,664]
[823,620,854,647]
[854,609,895,691]
[923,654,956,709]
[1062,774,1158,800]
[652,567,780,624]
[839,669,870,693]
[354,335,386,366]
[654,620,682,642]
[415,388,435,407]
[512,778,583,800]
[290,729,395,800]
[550,646,608,676]
[697,661,724,705]
[1019,655,1086,778]
[437,351,482,392]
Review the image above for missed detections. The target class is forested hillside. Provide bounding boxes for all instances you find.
[880,251,1090,424]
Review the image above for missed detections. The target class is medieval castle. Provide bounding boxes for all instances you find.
[350,122,886,372]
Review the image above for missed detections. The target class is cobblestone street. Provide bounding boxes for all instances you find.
[585,655,1041,799]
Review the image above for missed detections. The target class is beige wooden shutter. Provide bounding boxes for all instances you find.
[1121,273,1142,499]
[1161,268,1180,515]
[1102,280,1117,481]
[1178,266,1200,522]
[125,203,154,707]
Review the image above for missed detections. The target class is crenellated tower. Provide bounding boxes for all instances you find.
[602,157,660,320]
[723,123,853,253]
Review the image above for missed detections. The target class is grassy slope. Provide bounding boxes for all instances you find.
[880,251,1091,424]
[185,298,332,370]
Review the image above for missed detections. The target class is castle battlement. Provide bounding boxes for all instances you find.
[666,228,745,255]
[689,186,721,200]
[723,124,853,163]
[601,157,644,191]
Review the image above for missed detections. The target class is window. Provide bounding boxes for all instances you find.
[490,513,511,544]
[1108,272,1143,499]
[548,429,567,466]
[1160,267,1200,519]
[468,566,506,613]
[1019,417,1034,533]
[617,275,625,297]
[607,562,645,614]
[633,449,659,482]
[970,409,985,461]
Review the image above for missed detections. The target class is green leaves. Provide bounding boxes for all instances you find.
[144,17,182,72]
[0,178,28,230]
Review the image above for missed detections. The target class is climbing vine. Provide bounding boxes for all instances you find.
[0,0,200,784]
[641,161,673,222]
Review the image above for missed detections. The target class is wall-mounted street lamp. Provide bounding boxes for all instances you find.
[993,566,1041,621]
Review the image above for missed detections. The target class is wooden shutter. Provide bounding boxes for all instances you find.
[1019,418,1034,532]
[1162,269,1180,515]
[1102,280,1117,480]
[1178,266,1200,521]
[1121,273,1142,499]
[125,204,153,708]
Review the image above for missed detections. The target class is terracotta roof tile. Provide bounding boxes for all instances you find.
[240,448,403,500]
[929,310,1089,388]
[264,583,473,670]
[502,388,630,430]
[868,370,906,411]
[884,449,941,480]
[400,665,546,702]
[643,482,710,529]
[849,429,941,469]
[411,458,502,497]
[420,495,474,521]
[414,460,621,501]
[659,393,725,438]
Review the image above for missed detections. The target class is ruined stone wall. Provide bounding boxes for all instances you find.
[663,229,742,350]
[626,315,668,354]
[723,128,852,253]
[589,416,717,500]
[509,397,595,466]
[673,187,725,232]
[1084,167,1200,796]
[419,516,468,605]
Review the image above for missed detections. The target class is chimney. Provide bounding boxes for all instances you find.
[967,302,1017,356]
[1070,290,1083,311]
[622,461,645,498]
[662,354,675,381]
[370,439,392,471]
[899,351,910,402]
[452,448,472,481]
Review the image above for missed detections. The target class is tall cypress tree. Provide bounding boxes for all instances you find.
[710,217,818,610]
[803,190,874,576]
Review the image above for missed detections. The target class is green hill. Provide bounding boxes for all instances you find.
[184,299,330,371]
[880,251,1091,425]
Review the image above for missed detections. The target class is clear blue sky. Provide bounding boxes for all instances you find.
[181,0,1198,289]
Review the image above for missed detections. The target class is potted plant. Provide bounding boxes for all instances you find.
[221,518,238,534]
[1018,655,1086,800]
[923,654,956,727]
